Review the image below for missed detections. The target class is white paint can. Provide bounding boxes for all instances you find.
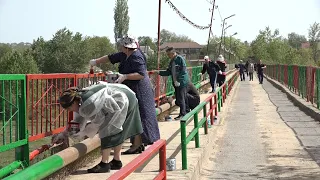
[166,158,176,171]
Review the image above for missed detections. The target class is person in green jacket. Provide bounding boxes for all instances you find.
[158,47,190,120]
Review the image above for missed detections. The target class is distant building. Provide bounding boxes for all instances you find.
[139,46,154,55]
[160,42,203,60]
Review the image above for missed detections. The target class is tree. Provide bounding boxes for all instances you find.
[85,36,117,72]
[114,0,130,43]
[288,32,307,49]
[0,44,12,59]
[31,37,47,72]
[138,36,156,51]
[0,50,39,74]
[31,28,90,73]
[160,29,193,44]
[308,22,320,63]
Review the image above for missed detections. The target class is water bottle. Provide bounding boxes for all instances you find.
[207,117,212,128]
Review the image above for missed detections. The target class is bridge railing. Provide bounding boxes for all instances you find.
[0,75,28,179]
[0,64,233,177]
[180,70,238,170]
[265,65,320,109]
[108,139,166,180]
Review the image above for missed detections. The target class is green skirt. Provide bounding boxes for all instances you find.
[100,84,143,149]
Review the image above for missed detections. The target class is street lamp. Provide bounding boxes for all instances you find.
[218,14,235,55]
[223,25,232,58]
[228,32,237,62]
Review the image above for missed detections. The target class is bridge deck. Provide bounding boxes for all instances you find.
[61,73,320,180]
[200,76,320,179]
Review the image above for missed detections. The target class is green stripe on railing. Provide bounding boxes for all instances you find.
[0,161,23,179]
[4,155,64,180]
[179,71,237,170]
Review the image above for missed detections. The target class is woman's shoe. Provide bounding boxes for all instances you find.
[140,145,145,151]
[109,159,123,170]
[122,146,142,155]
[87,162,111,173]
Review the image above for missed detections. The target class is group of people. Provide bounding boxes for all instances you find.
[200,55,228,93]
[51,35,206,174]
[236,59,267,84]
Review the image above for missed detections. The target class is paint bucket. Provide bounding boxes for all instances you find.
[166,158,176,171]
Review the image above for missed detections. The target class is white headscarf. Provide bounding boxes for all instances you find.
[217,54,225,62]
[118,35,138,49]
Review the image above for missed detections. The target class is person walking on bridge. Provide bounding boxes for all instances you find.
[256,60,267,84]
[237,60,246,81]
[248,61,255,81]
[201,55,221,93]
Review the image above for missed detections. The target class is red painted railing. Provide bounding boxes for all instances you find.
[26,73,105,141]
[265,64,320,109]
[108,139,167,180]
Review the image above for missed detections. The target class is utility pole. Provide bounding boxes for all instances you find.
[218,14,235,55]
[156,0,161,107]
[206,0,216,55]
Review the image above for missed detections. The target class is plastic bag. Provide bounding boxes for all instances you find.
[76,82,129,139]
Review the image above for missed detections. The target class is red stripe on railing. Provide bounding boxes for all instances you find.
[107,139,166,180]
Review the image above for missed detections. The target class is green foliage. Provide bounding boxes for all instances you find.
[29,28,117,73]
[146,52,171,70]
[249,26,315,66]
[288,32,307,49]
[0,50,39,74]
[114,0,129,43]
[308,22,320,63]
[85,36,117,72]
[138,36,157,51]
[159,29,193,44]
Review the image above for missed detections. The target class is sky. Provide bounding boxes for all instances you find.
[0,0,319,45]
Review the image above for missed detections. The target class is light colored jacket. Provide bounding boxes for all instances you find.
[248,63,254,73]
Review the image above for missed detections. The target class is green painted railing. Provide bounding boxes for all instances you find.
[180,70,238,170]
[0,75,28,179]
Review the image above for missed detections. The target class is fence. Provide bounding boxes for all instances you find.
[0,64,234,177]
[0,75,28,179]
[180,70,238,170]
[108,139,166,180]
[265,64,320,109]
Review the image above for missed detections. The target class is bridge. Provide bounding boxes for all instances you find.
[1,64,320,179]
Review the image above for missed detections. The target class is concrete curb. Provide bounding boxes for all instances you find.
[189,72,240,180]
[264,75,320,121]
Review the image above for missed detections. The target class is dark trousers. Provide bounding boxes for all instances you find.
[217,74,226,87]
[258,72,264,84]
[240,72,245,81]
[175,86,189,116]
[249,72,253,81]
[187,94,200,110]
[209,73,217,91]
